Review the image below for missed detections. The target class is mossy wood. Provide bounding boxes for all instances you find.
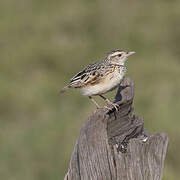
[64,78,168,180]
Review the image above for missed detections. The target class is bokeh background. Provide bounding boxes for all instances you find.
[0,0,180,179]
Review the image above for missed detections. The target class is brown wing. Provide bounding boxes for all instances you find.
[69,70,101,88]
[68,60,105,88]
[83,71,101,86]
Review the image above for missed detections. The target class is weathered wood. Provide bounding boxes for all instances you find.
[64,78,168,180]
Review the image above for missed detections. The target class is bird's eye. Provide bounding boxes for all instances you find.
[118,54,122,57]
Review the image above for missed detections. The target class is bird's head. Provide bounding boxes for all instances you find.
[107,49,135,66]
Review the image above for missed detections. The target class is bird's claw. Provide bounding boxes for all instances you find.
[104,106,113,111]
[106,101,119,111]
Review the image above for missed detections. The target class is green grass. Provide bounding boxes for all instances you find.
[0,0,180,179]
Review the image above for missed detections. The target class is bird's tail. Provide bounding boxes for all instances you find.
[59,85,71,94]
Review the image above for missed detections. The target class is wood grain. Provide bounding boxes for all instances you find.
[64,78,168,180]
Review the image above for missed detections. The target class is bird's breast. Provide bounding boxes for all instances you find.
[80,69,125,96]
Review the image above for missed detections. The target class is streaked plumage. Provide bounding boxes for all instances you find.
[60,49,135,110]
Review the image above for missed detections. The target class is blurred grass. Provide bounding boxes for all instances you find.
[0,0,180,179]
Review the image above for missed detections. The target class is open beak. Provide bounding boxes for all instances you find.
[126,51,136,57]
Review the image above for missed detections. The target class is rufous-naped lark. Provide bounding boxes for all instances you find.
[60,49,135,110]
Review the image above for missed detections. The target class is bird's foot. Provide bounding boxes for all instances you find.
[96,105,112,111]
[104,106,114,111]
[105,99,119,111]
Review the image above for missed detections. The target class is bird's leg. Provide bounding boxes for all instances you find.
[99,95,119,111]
[88,96,101,109]
[88,96,111,110]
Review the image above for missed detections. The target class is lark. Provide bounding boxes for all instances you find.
[60,49,135,110]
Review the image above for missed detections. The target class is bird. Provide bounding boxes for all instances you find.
[60,49,135,110]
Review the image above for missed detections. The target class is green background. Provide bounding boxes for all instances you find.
[0,0,180,179]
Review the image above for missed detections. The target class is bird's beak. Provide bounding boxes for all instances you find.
[126,51,136,57]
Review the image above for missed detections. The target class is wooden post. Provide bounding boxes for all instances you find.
[64,78,168,180]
